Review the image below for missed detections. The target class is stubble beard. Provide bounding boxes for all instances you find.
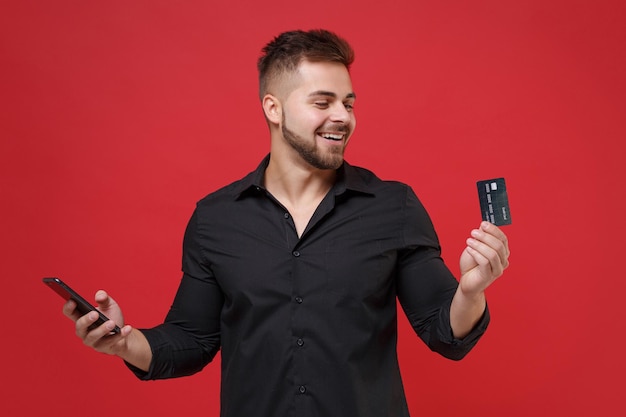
[281,115,347,171]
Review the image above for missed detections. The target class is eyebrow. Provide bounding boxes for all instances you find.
[308,90,357,100]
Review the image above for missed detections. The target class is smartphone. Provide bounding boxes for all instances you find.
[43,277,121,334]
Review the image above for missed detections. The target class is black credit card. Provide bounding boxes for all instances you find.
[477,178,511,226]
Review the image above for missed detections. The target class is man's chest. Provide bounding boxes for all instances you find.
[200,197,404,306]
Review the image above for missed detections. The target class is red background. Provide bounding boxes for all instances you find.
[1,1,625,416]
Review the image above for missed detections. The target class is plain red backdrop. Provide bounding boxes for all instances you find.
[1,1,624,416]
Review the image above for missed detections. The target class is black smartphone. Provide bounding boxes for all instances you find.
[43,277,121,334]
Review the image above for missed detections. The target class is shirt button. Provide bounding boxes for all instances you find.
[284,212,290,219]
[292,251,300,257]
[295,296,303,304]
[297,338,304,347]
[298,385,306,394]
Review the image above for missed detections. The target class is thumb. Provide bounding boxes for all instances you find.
[94,289,125,327]
[94,289,117,310]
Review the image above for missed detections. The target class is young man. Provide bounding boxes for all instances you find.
[65,29,510,417]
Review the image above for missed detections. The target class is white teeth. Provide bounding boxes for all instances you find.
[321,133,343,140]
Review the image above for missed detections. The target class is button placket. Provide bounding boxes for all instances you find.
[290,228,308,403]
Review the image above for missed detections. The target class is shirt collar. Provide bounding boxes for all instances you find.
[233,154,375,200]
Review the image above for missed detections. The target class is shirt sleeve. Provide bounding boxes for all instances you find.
[395,186,489,360]
[126,208,223,380]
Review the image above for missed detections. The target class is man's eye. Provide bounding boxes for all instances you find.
[315,102,329,108]
[344,103,354,111]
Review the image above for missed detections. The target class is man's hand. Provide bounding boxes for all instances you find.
[459,221,510,296]
[62,290,151,371]
[450,221,510,339]
[63,290,131,355]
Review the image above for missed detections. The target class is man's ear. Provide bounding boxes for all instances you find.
[262,94,282,124]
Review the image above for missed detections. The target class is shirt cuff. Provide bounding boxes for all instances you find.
[123,328,164,380]
[431,302,490,360]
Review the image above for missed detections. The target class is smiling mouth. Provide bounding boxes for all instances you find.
[318,132,345,141]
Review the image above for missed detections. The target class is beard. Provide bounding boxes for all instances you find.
[281,114,348,170]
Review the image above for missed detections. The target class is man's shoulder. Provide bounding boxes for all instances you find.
[195,156,267,209]
[344,162,413,196]
[196,176,249,208]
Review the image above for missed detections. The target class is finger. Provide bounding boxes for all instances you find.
[471,227,510,268]
[463,245,500,290]
[82,318,120,348]
[62,299,80,321]
[466,237,504,278]
[75,310,101,341]
[464,245,489,269]
[88,322,130,354]
[470,229,506,259]
[480,222,510,257]
[94,290,112,307]
[94,290,121,316]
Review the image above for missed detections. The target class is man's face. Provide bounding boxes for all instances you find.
[280,60,356,170]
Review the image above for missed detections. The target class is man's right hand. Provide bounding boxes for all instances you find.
[62,290,152,371]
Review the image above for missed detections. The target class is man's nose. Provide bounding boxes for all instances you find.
[329,102,352,123]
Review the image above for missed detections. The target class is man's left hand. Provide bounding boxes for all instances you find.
[459,221,511,295]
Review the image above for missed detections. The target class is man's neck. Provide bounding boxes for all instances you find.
[264,155,336,210]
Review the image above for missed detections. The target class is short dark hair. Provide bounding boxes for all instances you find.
[257,29,355,100]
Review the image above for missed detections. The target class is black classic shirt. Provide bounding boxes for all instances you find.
[131,156,489,417]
